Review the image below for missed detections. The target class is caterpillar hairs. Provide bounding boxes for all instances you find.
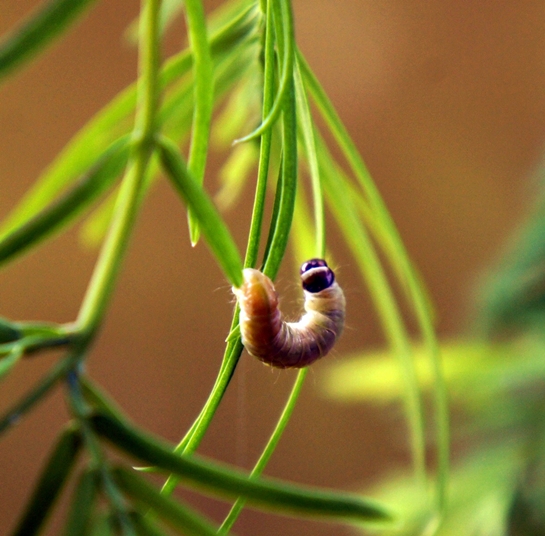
[233,259,345,368]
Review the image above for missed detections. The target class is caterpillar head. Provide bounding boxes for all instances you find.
[300,259,335,293]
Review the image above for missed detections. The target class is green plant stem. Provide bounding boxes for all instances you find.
[219,367,308,533]
[75,0,161,341]
[234,0,294,143]
[243,0,275,269]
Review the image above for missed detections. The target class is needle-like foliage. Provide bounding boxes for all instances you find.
[0,0,447,534]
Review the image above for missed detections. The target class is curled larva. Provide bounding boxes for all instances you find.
[233,259,345,368]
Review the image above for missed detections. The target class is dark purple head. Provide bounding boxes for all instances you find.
[300,258,335,293]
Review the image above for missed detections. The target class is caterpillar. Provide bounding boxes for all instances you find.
[233,259,345,368]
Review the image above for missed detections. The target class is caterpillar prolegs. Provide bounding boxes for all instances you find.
[233,259,346,368]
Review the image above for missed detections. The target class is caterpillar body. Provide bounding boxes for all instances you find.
[233,259,345,368]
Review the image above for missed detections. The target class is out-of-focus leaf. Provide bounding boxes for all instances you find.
[294,55,324,257]
[12,425,82,536]
[215,142,258,210]
[290,188,319,262]
[211,76,260,148]
[0,2,259,241]
[114,467,220,536]
[0,136,129,264]
[0,0,97,80]
[0,317,22,343]
[184,0,214,246]
[62,467,99,536]
[90,412,395,525]
[364,443,523,536]
[88,511,115,536]
[478,196,545,335]
[79,188,119,249]
[321,338,545,406]
[129,511,169,536]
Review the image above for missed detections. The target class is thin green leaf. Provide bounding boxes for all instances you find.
[162,8,278,490]
[293,55,324,258]
[0,136,130,267]
[12,425,82,536]
[16,320,69,338]
[91,413,395,525]
[62,467,99,536]
[158,136,243,287]
[225,324,241,343]
[114,467,221,536]
[320,161,428,499]
[0,322,75,356]
[302,52,448,515]
[0,0,97,80]
[290,188,318,262]
[184,0,215,245]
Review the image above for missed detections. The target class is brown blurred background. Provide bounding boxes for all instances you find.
[1,1,545,535]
